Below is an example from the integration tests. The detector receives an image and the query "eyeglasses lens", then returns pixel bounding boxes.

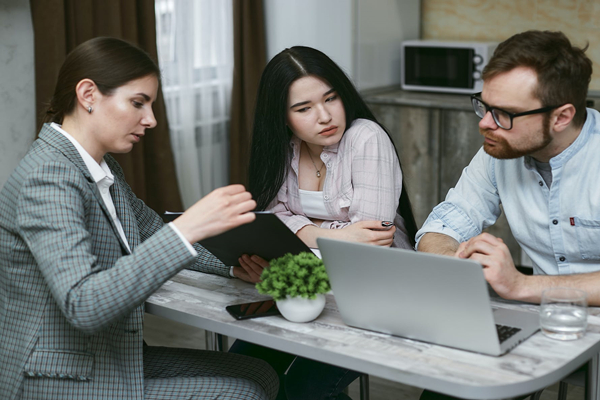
[492,109,511,129]
[472,98,486,118]
[472,97,513,130]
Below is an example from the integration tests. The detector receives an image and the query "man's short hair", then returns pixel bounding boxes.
[482,30,593,127]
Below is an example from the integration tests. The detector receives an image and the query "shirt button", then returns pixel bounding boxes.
[552,219,558,225]
[323,154,328,159]
[324,195,329,200]
[539,181,543,186]
[326,163,331,168]
[559,256,566,262]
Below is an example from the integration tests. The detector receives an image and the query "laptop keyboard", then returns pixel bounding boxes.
[496,324,521,343]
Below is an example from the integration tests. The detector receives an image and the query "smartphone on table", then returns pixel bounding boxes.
[226,300,281,320]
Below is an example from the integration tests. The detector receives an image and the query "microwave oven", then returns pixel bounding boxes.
[401,40,498,94]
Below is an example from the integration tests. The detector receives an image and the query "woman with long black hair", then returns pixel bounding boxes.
[248,46,417,253]
[232,46,418,400]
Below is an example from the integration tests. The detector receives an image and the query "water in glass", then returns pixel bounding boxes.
[540,287,588,341]
[540,304,587,340]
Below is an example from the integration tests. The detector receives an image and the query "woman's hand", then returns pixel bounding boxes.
[297,220,396,247]
[337,220,396,247]
[172,184,256,244]
[233,255,269,283]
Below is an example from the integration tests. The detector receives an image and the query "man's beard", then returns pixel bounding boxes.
[481,116,552,159]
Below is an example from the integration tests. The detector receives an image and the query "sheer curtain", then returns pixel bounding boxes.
[155,0,233,209]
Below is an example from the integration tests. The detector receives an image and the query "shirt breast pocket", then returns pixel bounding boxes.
[574,217,600,260]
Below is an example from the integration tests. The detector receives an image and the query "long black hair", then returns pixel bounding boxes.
[248,46,418,245]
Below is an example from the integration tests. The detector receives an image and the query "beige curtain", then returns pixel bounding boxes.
[30,0,183,213]
[229,0,267,187]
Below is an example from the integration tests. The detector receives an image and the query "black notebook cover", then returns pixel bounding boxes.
[163,212,312,265]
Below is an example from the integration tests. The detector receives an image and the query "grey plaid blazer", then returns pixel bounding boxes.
[0,124,228,399]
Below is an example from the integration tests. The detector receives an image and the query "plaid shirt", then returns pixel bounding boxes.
[270,118,412,249]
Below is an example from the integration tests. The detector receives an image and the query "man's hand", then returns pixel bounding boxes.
[233,254,269,283]
[457,233,526,299]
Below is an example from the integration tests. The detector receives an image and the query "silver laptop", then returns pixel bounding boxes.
[317,238,539,356]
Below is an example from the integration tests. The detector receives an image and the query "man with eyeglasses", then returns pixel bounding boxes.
[416,30,600,307]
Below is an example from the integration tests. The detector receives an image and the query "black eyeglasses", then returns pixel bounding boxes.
[470,92,562,130]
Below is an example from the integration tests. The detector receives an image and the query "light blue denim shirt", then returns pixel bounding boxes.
[416,108,600,276]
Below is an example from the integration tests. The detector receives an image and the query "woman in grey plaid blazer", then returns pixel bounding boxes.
[0,37,278,400]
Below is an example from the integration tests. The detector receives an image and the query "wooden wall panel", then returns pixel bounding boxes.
[371,104,440,228]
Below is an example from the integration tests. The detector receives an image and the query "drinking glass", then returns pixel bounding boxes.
[540,287,588,340]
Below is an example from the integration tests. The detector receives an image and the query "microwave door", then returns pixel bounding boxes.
[405,47,475,89]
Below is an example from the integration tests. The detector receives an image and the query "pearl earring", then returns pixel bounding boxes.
[87,106,93,114]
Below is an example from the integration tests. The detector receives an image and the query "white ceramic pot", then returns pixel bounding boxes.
[276,294,326,323]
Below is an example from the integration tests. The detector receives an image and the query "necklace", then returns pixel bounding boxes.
[305,143,325,178]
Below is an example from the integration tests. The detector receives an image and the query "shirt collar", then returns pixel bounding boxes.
[548,107,595,168]
[523,108,595,170]
[50,122,114,185]
[289,134,341,155]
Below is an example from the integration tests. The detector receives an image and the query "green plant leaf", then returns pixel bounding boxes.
[255,252,331,300]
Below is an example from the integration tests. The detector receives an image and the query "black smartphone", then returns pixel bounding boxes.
[226,300,281,320]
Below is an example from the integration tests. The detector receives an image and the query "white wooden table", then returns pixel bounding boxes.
[146,270,600,400]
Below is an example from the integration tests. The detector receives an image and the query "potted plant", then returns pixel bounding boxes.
[256,252,331,323]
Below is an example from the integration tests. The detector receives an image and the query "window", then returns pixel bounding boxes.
[156,0,234,208]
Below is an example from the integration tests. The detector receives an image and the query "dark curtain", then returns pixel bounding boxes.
[229,0,267,187]
[30,0,183,213]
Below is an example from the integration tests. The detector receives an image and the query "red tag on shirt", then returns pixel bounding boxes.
[570,217,575,226]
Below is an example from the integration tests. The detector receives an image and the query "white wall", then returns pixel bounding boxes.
[355,0,420,89]
[264,0,420,90]
[264,0,354,77]
[0,0,36,189]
